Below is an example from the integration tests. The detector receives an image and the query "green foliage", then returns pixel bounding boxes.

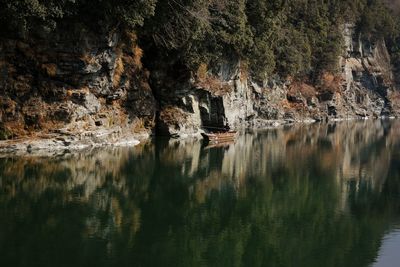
[360,0,400,80]
[359,0,396,39]
[0,0,399,81]
[0,0,156,34]
[143,0,367,78]
[0,0,75,33]
[0,126,12,140]
[78,0,157,29]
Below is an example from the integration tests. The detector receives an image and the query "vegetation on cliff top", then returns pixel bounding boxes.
[0,0,399,81]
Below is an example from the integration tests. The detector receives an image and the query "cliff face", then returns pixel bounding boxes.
[339,24,395,117]
[152,23,400,137]
[0,23,399,145]
[0,25,156,145]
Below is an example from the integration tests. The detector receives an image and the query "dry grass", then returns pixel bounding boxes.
[132,118,145,133]
[113,57,125,88]
[79,53,96,65]
[74,86,90,94]
[41,63,57,77]
[195,64,232,96]
[288,82,317,99]
[0,60,7,68]
[2,120,27,138]
[280,99,292,109]
[160,106,188,125]
[197,63,208,80]
[389,90,400,110]
[125,31,138,44]
[122,31,143,70]
[133,46,143,70]
[319,72,342,93]
[66,89,74,98]
[16,41,36,61]
[239,61,249,82]
[196,77,232,96]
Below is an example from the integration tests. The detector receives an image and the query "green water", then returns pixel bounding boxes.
[1,120,400,267]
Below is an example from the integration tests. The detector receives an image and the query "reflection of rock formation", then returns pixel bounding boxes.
[185,120,400,211]
[1,121,400,267]
[0,143,155,248]
[0,147,150,200]
[1,120,399,219]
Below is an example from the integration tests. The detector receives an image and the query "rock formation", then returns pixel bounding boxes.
[0,23,399,150]
[0,26,156,150]
[153,24,400,137]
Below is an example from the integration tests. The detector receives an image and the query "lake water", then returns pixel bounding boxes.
[1,120,400,267]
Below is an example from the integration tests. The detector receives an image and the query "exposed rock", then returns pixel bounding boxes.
[158,102,203,138]
[147,23,399,137]
[0,22,399,148]
[0,129,146,156]
[0,25,156,148]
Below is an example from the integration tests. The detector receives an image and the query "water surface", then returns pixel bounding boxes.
[1,120,400,267]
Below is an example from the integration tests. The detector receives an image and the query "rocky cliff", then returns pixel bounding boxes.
[0,25,156,150]
[152,23,400,137]
[0,23,399,150]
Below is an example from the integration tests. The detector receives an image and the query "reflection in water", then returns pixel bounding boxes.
[0,120,400,267]
[373,228,400,267]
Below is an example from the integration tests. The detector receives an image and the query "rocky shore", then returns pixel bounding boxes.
[0,24,399,155]
[1,117,396,157]
[0,128,150,156]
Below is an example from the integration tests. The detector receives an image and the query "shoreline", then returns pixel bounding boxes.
[0,128,149,157]
[0,117,396,157]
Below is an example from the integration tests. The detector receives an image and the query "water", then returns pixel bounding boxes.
[373,228,400,267]
[0,120,400,267]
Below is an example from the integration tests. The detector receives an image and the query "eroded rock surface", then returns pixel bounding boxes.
[0,26,156,150]
[0,23,399,147]
[149,24,400,137]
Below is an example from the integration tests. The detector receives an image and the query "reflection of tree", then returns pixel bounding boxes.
[0,120,399,267]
